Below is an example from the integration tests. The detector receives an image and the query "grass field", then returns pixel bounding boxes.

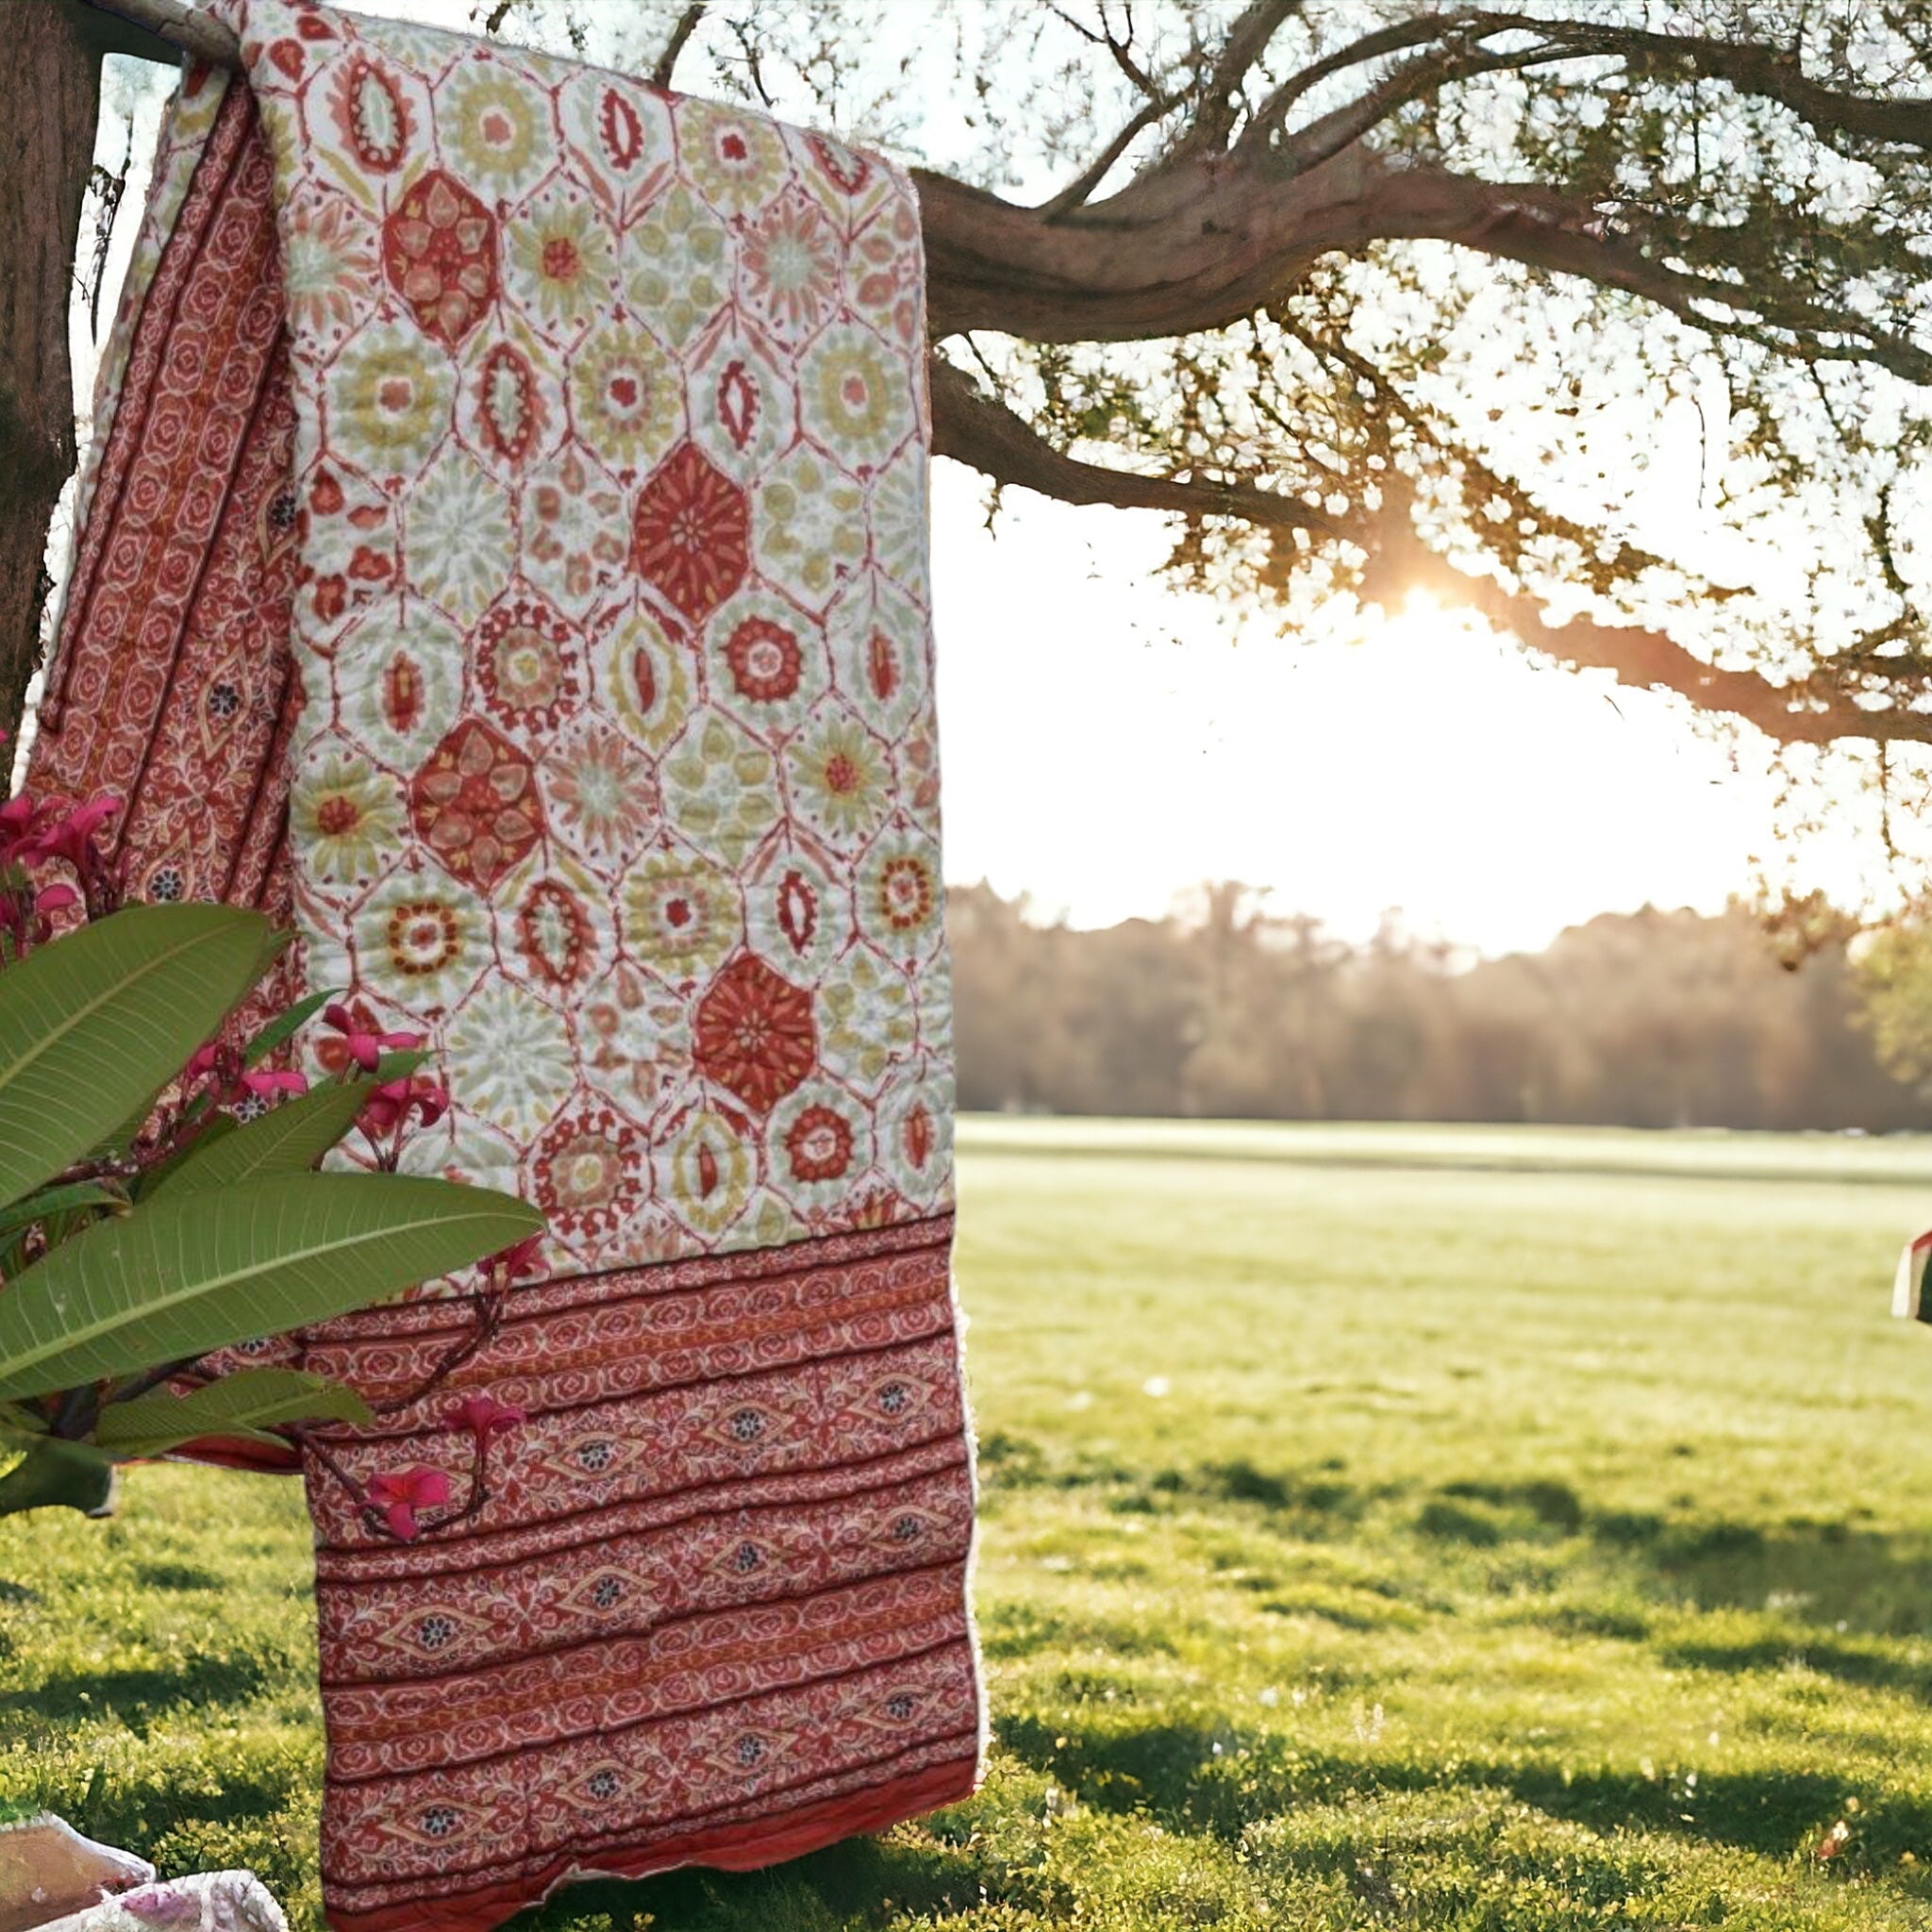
[8,1119,1932,1929]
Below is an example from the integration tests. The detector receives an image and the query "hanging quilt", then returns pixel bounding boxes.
[27,2,980,1926]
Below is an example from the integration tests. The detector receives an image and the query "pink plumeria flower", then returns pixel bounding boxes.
[446,1392,526,1441]
[365,1465,451,1541]
[481,1233,546,1284]
[239,1067,308,1102]
[182,1042,224,1085]
[411,1079,451,1127]
[0,792,46,864]
[33,794,120,868]
[358,1074,449,1138]
[323,1001,426,1074]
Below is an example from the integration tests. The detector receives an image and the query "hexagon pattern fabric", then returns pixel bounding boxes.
[26,4,979,1926]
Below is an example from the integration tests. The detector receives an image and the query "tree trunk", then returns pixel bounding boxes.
[0,2,104,748]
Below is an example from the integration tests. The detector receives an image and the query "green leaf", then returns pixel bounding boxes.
[0,1440,116,1517]
[371,1049,432,1084]
[0,1172,541,1400]
[0,904,274,1209]
[0,1402,47,1442]
[242,989,339,1067]
[147,1082,372,1201]
[134,1115,238,1198]
[0,1179,127,1244]
[95,1368,372,1457]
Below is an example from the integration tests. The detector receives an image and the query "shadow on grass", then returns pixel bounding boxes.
[505,1820,1045,1930]
[0,1650,275,1731]
[133,1562,226,1592]
[1501,1759,1932,1857]
[979,1598,1181,1661]
[1000,1710,1932,1862]
[1659,1632,1932,1699]
[1591,1512,1932,1640]
[977,1431,1371,1530]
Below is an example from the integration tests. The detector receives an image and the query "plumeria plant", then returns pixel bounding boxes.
[0,773,545,1535]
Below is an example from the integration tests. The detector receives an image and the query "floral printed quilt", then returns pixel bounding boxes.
[27,3,980,1925]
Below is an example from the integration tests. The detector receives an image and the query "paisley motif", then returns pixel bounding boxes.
[600,87,645,170]
[475,341,545,466]
[516,876,594,990]
[331,57,411,173]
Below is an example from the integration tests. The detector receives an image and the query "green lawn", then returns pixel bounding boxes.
[8,1120,1932,1930]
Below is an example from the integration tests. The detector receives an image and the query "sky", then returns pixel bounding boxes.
[69,18,1857,959]
[927,465,1798,955]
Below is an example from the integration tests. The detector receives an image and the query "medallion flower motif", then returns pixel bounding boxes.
[620,850,738,981]
[542,718,658,865]
[291,752,403,886]
[680,102,786,212]
[742,191,840,337]
[409,718,544,891]
[820,949,916,1089]
[625,186,730,343]
[443,64,546,191]
[283,192,378,340]
[329,324,453,475]
[872,851,936,934]
[388,898,460,976]
[366,1465,451,1541]
[753,449,863,612]
[569,323,679,475]
[475,592,583,733]
[784,1103,853,1183]
[443,976,576,1138]
[632,442,750,624]
[692,955,817,1113]
[508,192,617,332]
[351,868,480,1011]
[786,713,890,844]
[533,1108,642,1240]
[804,326,906,468]
[661,715,779,867]
[522,449,628,614]
[723,615,802,704]
[382,169,499,349]
[405,452,513,626]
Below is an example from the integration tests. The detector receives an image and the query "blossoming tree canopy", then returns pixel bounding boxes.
[7,0,1932,768]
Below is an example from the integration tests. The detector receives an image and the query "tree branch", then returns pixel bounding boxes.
[1237,12,1484,159]
[927,356,1341,540]
[1174,0,1305,155]
[1365,514,1932,747]
[1461,12,1932,152]
[1040,90,1181,218]
[1045,1,1162,102]
[651,3,706,92]
[78,0,240,67]
[924,147,1932,393]
[1272,41,1579,174]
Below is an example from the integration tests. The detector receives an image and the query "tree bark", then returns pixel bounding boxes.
[0,2,106,747]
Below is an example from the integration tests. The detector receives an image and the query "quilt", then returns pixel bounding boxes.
[26,3,980,1925]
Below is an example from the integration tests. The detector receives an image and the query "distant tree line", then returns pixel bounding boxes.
[947,883,1926,1131]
